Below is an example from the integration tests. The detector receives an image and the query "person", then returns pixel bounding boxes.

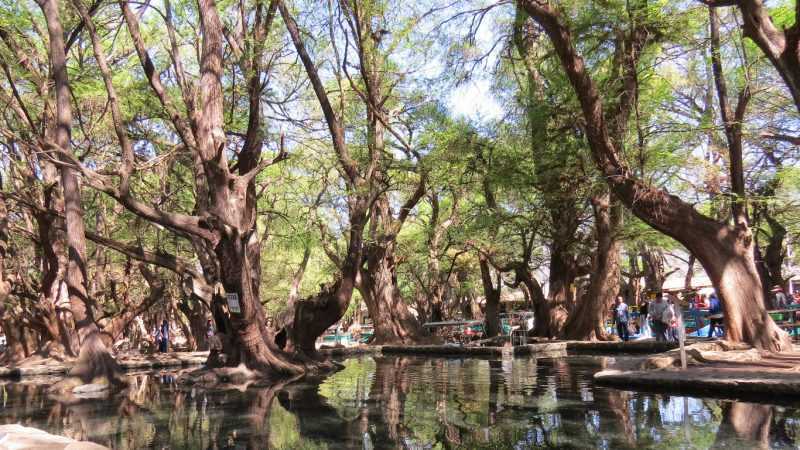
[159,319,169,353]
[205,319,215,350]
[707,292,724,338]
[772,285,788,309]
[696,294,708,310]
[638,299,650,338]
[667,294,681,342]
[649,292,670,342]
[613,296,630,341]
[152,325,161,352]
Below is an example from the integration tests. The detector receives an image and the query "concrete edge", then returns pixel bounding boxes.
[594,369,800,400]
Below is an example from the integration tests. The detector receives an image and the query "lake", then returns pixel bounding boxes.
[0,354,797,449]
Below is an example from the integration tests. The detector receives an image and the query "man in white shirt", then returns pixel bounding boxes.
[649,292,670,342]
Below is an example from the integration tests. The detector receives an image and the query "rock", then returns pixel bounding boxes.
[64,443,108,450]
[71,382,110,395]
[0,424,108,450]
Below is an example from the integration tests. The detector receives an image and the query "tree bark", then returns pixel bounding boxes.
[479,253,501,338]
[536,222,576,338]
[39,0,122,387]
[562,192,621,341]
[640,245,668,293]
[684,254,696,291]
[358,237,423,344]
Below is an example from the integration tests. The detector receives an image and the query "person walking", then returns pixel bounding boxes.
[649,292,670,342]
[707,293,724,338]
[613,296,630,341]
[152,325,161,353]
[638,299,650,338]
[772,285,788,309]
[205,319,215,350]
[667,294,680,342]
[159,319,170,353]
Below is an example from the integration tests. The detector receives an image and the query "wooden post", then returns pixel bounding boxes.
[677,302,687,369]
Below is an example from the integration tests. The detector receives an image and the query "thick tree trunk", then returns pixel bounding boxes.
[39,0,122,387]
[762,214,786,291]
[479,254,501,338]
[428,285,447,323]
[696,228,788,349]
[562,193,621,341]
[207,232,302,374]
[177,296,208,351]
[535,201,583,337]
[358,241,423,344]
[535,242,573,338]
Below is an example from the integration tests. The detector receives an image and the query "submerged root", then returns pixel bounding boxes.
[178,363,314,388]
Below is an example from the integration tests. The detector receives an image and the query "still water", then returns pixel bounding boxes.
[0,355,798,449]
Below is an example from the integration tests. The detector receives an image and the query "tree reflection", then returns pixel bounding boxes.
[0,357,798,449]
[713,402,772,449]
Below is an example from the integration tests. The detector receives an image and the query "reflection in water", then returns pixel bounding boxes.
[0,355,798,449]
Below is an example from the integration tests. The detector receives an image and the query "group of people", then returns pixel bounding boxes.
[612,290,725,342]
[150,318,217,353]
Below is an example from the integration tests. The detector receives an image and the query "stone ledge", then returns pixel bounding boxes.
[566,340,678,353]
[594,366,800,401]
[318,345,382,357]
[0,424,107,449]
[0,351,210,379]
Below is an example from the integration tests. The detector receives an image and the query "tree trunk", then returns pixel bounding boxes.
[207,232,302,374]
[177,295,208,351]
[39,0,122,387]
[562,193,621,341]
[287,245,311,306]
[358,241,423,344]
[697,229,788,348]
[684,254,695,291]
[762,214,786,291]
[479,253,501,338]
[536,236,574,338]
[640,245,668,293]
[283,203,367,356]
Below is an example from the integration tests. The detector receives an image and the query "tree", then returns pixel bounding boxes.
[518,0,790,350]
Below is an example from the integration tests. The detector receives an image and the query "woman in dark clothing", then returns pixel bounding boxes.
[159,319,169,353]
[707,293,724,338]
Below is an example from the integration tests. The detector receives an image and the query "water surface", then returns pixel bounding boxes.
[0,355,798,449]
